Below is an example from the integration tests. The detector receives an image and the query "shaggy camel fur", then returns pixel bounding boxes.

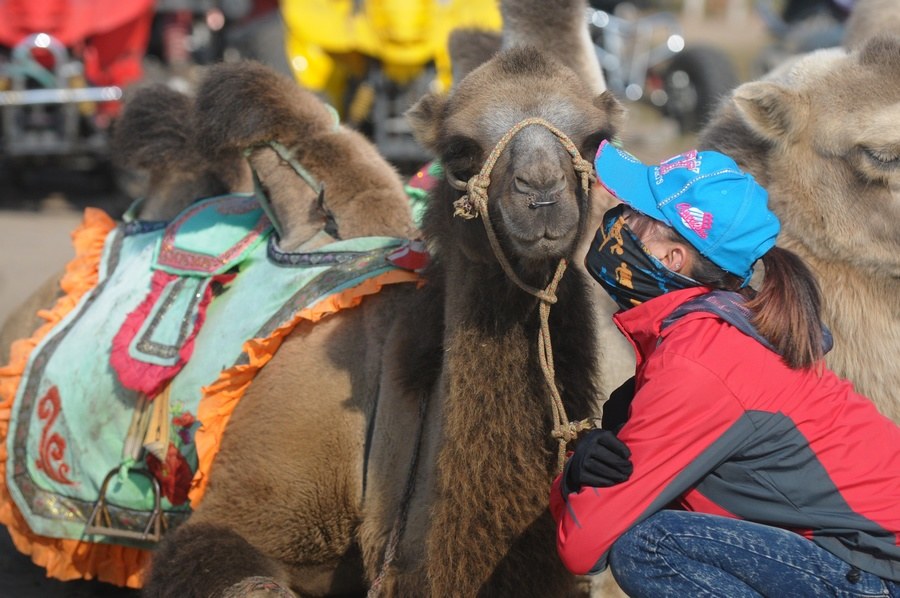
[698,36,900,422]
[190,62,418,249]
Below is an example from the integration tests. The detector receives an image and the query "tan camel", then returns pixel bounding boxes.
[698,35,900,422]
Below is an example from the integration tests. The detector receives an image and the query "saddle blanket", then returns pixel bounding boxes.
[4,193,422,548]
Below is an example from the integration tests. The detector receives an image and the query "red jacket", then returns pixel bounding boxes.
[551,287,900,581]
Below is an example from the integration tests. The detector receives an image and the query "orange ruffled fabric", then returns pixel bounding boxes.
[0,209,149,587]
[0,209,421,588]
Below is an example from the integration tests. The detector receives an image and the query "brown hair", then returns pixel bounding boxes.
[637,212,826,370]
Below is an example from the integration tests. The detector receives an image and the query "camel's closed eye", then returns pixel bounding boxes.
[862,147,900,168]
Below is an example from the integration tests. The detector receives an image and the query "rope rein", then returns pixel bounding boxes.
[450,117,596,471]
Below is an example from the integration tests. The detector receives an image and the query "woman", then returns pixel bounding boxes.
[550,141,900,596]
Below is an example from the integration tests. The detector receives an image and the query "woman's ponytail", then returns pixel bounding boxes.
[744,247,825,370]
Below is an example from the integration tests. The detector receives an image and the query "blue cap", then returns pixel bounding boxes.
[594,140,780,285]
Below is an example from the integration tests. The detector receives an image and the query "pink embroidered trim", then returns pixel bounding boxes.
[156,198,269,275]
[35,387,75,486]
[110,271,233,398]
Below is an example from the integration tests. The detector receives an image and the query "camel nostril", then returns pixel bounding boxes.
[548,176,567,195]
[514,177,532,194]
[515,175,566,196]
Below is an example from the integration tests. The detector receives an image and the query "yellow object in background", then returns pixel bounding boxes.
[281,0,502,108]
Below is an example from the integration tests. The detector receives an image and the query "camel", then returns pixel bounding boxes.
[698,35,900,422]
[146,20,622,598]
[1,1,627,596]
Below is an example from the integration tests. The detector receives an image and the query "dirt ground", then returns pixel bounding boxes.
[0,7,770,596]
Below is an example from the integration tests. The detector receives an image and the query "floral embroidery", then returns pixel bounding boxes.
[35,387,75,486]
[144,403,199,505]
[171,407,198,446]
[146,443,192,506]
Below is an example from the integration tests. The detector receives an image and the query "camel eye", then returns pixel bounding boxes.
[442,135,483,183]
[863,147,900,168]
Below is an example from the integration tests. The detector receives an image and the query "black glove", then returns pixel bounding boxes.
[602,376,635,433]
[563,428,633,495]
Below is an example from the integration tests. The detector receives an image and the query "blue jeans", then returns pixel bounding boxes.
[609,510,900,597]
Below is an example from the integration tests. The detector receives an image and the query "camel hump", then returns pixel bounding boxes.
[448,28,502,84]
[112,84,203,173]
[499,0,606,93]
[193,60,338,157]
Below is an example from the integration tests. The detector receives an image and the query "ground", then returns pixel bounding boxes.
[0,6,769,595]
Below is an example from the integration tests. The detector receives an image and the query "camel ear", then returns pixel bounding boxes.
[407,92,447,152]
[732,81,809,142]
[593,90,626,134]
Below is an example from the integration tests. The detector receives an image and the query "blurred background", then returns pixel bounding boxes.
[0,1,853,591]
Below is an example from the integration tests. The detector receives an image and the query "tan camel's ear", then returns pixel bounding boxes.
[407,92,447,152]
[733,81,809,142]
[593,91,626,134]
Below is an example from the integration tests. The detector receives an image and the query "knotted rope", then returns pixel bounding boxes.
[449,117,596,471]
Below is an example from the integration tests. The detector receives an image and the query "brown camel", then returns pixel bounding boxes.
[144,19,622,598]
[1,1,626,596]
[698,35,900,421]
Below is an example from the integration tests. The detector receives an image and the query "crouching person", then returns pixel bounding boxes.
[552,142,900,597]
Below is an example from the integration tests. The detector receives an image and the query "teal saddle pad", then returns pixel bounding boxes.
[6,193,417,547]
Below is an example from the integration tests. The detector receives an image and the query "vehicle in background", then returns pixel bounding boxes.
[147,0,290,87]
[588,1,740,134]
[0,0,155,184]
[280,0,502,168]
[753,0,851,76]
[280,0,739,167]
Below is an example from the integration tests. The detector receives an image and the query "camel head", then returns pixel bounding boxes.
[699,35,900,277]
[111,84,249,221]
[408,47,624,271]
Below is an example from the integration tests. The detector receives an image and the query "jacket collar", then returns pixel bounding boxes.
[612,286,712,367]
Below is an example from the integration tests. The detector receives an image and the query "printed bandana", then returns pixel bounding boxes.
[585,205,699,310]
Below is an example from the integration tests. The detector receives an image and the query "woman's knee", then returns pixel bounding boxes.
[609,511,689,572]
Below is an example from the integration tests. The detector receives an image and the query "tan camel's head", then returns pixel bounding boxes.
[700,36,900,277]
[408,46,624,267]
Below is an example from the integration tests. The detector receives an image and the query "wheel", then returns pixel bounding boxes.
[661,45,739,134]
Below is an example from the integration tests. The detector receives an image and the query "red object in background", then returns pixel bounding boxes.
[0,0,155,92]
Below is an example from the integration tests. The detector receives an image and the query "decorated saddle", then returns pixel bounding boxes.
[0,190,427,586]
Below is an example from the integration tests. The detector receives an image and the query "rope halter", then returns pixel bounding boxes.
[447,117,598,471]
